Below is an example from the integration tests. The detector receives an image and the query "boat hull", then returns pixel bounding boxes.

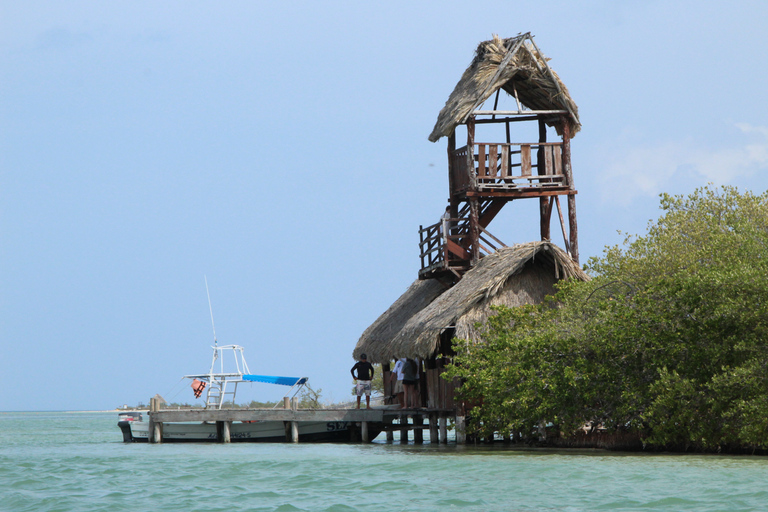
[119,419,381,443]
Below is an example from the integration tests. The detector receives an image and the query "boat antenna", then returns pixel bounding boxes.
[205,275,217,347]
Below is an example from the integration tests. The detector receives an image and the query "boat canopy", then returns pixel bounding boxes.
[243,375,308,386]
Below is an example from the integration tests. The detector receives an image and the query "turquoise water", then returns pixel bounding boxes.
[2,412,768,511]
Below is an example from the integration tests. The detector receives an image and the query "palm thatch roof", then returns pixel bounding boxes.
[353,241,588,363]
[429,33,580,143]
[352,278,451,364]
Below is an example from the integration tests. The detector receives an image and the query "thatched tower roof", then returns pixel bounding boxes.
[354,241,588,363]
[353,278,451,364]
[429,33,580,143]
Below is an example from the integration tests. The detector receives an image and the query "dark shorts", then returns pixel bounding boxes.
[403,379,417,386]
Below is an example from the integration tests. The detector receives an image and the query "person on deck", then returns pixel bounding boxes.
[402,358,419,409]
[351,353,375,409]
[391,357,406,408]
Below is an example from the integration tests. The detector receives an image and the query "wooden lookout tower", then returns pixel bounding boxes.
[419,33,581,279]
[353,34,586,443]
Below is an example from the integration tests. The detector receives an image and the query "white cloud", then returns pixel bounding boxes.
[597,123,768,203]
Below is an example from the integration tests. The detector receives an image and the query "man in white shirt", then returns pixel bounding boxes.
[391,358,406,409]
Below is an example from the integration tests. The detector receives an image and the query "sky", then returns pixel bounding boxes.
[2,1,767,411]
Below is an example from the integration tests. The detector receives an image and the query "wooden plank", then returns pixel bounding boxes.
[471,109,569,115]
[466,189,575,199]
[488,144,498,178]
[477,144,486,177]
[445,239,470,260]
[153,408,385,423]
[521,145,531,176]
[500,145,509,177]
[553,145,562,176]
[544,145,553,175]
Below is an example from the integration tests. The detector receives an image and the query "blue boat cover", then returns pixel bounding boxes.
[243,374,308,386]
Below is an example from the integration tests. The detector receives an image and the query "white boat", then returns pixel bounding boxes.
[118,343,377,443]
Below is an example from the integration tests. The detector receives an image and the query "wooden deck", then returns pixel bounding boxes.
[146,404,459,444]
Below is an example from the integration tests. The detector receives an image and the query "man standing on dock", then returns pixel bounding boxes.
[351,353,375,409]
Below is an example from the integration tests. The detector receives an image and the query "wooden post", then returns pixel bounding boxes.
[283,397,291,442]
[400,415,409,444]
[152,421,162,444]
[439,415,448,444]
[361,421,369,443]
[467,117,476,191]
[429,413,439,444]
[538,117,550,241]
[219,421,231,443]
[447,131,456,199]
[469,197,480,265]
[413,415,424,444]
[148,397,162,444]
[455,416,466,444]
[561,116,579,264]
[386,418,394,443]
[290,396,299,443]
[148,398,155,443]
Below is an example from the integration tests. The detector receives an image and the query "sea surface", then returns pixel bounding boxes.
[2,412,768,512]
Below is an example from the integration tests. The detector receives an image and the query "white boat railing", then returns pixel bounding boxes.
[184,344,308,409]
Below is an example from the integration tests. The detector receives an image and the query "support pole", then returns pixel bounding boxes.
[283,397,291,442]
[361,421,369,443]
[455,416,466,444]
[561,116,579,264]
[220,421,231,443]
[400,415,409,444]
[439,415,448,444]
[413,415,424,444]
[152,421,163,444]
[290,397,299,443]
[538,117,551,241]
[469,198,480,265]
[429,413,439,444]
[148,397,162,444]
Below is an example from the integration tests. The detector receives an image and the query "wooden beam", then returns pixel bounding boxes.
[555,196,570,255]
[478,199,505,228]
[152,408,386,423]
[472,110,569,115]
[466,189,576,199]
[445,239,470,260]
[561,116,579,264]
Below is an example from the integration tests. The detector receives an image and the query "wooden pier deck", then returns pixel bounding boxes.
[146,399,458,444]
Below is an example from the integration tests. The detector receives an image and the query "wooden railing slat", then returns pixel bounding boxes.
[477,144,486,177]
[553,145,562,176]
[501,145,509,177]
[521,145,531,176]
[489,144,498,178]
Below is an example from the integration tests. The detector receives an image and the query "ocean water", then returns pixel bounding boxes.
[2,412,768,511]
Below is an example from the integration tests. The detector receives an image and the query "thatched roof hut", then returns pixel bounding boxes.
[428,33,580,143]
[354,241,588,363]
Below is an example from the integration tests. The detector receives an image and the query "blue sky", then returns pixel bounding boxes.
[2,1,767,411]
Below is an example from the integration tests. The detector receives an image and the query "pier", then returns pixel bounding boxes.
[146,396,459,444]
